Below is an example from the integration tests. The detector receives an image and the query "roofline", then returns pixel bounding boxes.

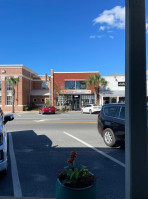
[54,71,99,74]
[0,64,38,75]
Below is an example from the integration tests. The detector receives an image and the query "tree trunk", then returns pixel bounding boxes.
[94,87,97,104]
[12,88,15,113]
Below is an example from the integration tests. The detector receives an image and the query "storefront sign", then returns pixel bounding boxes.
[61,90,91,94]
[118,82,125,86]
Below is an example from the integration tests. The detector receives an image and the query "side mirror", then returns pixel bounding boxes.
[4,114,14,125]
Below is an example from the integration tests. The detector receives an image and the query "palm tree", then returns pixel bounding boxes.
[85,73,107,104]
[7,77,19,113]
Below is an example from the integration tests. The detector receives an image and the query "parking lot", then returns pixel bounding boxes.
[0,112,125,199]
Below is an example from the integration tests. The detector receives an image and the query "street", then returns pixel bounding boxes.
[0,112,125,199]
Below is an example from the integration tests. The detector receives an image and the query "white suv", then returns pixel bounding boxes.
[0,114,14,174]
[81,104,102,114]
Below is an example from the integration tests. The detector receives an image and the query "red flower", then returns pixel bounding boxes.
[67,158,74,163]
[71,152,77,158]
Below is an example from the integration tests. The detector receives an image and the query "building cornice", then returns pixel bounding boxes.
[0,65,38,76]
[54,71,99,74]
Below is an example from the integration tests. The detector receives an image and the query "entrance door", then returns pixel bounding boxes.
[73,95,80,110]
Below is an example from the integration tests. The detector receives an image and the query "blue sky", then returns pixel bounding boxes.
[0,0,147,76]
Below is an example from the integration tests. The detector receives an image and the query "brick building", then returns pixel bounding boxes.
[50,69,99,110]
[0,65,50,111]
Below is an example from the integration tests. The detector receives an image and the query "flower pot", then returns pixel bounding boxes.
[56,178,96,199]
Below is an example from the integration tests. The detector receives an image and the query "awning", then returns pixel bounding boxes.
[100,90,125,97]
[30,90,50,96]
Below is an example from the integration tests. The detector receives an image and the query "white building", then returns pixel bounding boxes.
[99,74,125,105]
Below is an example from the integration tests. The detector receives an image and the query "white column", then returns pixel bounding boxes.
[125,0,148,198]
[101,96,103,105]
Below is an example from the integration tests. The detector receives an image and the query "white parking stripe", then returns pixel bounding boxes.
[8,133,22,197]
[35,119,46,122]
[63,131,125,168]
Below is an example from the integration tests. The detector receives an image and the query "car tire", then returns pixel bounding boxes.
[89,109,92,114]
[103,128,116,147]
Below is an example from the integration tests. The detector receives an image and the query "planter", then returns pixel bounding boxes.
[56,178,96,199]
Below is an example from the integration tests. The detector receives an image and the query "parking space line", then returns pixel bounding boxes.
[8,133,22,197]
[63,131,125,168]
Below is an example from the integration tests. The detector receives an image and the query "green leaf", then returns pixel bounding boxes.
[78,165,86,171]
[74,170,79,180]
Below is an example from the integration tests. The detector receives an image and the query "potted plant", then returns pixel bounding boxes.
[56,152,97,199]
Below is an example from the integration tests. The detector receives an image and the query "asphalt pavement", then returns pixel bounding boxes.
[0,111,125,199]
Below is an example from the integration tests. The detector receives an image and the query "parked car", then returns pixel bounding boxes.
[39,105,55,114]
[81,104,102,114]
[97,103,125,147]
[0,113,14,174]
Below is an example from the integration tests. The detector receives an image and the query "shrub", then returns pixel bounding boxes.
[24,107,29,111]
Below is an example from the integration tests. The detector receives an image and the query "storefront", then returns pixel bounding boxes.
[57,91,95,110]
[51,70,99,109]
[99,75,125,105]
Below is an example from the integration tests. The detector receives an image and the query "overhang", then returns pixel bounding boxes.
[100,90,125,97]
[30,90,50,96]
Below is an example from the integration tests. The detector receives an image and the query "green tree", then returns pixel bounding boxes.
[85,74,107,104]
[7,77,19,113]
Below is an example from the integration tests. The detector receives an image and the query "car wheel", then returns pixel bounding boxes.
[89,109,92,114]
[103,128,116,147]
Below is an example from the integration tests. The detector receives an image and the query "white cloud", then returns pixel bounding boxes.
[108,30,114,33]
[89,35,96,39]
[109,35,114,39]
[99,26,105,31]
[93,6,148,34]
[93,6,125,29]
[97,35,103,39]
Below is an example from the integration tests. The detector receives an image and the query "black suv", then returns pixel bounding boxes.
[97,103,125,147]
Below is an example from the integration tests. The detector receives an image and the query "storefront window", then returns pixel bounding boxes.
[76,81,86,89]
[65,81,75,89]
[65,81,86,90]
[7,81,12,105]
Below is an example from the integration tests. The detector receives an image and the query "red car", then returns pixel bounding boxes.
[39,105,55,114]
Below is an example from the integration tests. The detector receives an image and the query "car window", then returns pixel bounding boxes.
[119,107,125,119]
[104,106,118,117]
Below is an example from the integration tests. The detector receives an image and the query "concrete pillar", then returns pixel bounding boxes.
[125,0,148,198]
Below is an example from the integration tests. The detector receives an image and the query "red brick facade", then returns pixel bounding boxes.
[0,65,99,111]
[0,65,50,112]
[51,70,100,109]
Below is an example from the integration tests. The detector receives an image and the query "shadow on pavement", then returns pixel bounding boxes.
[1,130,125,199]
